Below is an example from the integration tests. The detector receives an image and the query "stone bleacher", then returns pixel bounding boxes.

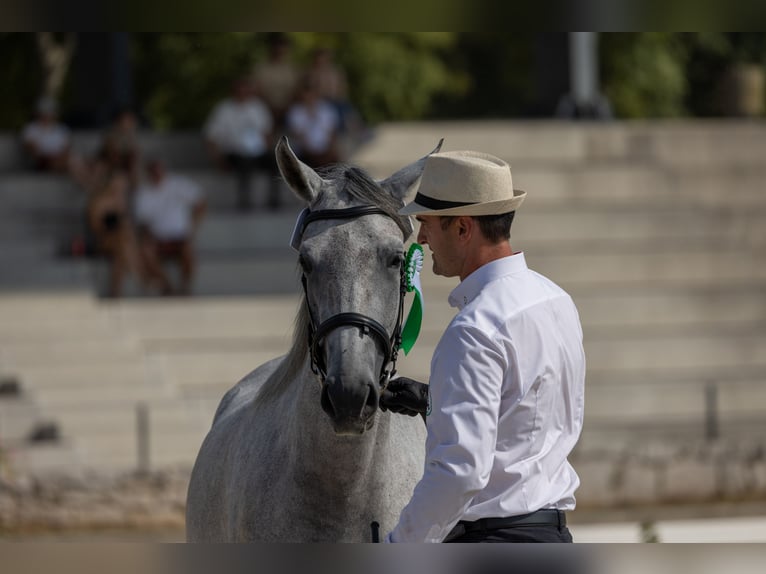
[1,121,765,485]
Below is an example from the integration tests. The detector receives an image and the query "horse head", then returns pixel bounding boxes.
[276,136,441,435]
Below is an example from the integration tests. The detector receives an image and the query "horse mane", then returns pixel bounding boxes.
[255,165,412,405]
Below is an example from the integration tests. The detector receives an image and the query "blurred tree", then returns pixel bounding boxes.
[131,33,466,129]
[36,33,77,101]
[330,33,466,123]
[683,33,766,116]
[0,33,43,129]
[429,33,536,118]
[600,33,689,118]
[131,33,266,130]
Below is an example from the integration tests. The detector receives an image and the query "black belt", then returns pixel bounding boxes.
[444,509,566,541]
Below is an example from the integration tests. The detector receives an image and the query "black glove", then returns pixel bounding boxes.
[380,377,429,418]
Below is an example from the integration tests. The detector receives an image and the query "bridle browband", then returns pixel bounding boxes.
[297,205,407,389]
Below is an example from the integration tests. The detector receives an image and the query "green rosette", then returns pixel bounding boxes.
[401,243,424,355]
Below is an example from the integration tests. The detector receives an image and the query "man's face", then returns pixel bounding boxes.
[416,215,462,278]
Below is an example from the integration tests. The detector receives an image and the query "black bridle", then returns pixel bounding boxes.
[295,206,407,388]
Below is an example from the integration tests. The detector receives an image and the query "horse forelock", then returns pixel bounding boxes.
[318,164,412,239]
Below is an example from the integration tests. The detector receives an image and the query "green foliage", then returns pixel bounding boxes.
[130,32,465,130]
[332,33,465,123]
[131,33,267,130]
[600,33,689,118]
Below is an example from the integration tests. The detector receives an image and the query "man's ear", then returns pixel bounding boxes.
[455,216,474,242]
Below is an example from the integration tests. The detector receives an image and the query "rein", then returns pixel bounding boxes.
[295,206,407,389]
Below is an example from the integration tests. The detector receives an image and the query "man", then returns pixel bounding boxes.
[134,160,206,296]
[380,150,585,543]
[21,97,71,172]
[203,77,277,210]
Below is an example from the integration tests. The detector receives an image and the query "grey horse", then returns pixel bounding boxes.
[185,137,441,542]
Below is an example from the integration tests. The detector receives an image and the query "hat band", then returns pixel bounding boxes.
[413,192,476,211]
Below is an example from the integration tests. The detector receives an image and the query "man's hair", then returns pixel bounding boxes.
[439,212,516,243]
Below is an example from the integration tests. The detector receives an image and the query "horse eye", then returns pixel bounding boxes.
[389,253,404,268]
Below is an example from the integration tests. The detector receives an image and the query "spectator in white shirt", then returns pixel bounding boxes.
[285,77,341,168]
[380,150,586,543]
[134,160,206,296]
[21,97,71,173]
[203,77,278,211]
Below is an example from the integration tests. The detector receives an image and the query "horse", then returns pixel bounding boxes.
[185,136,442,541]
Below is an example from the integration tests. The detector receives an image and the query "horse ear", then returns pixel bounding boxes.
[378,138,443,201]
[276,136,324,203]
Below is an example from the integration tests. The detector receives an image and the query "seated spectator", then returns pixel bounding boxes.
[21,97,71,173]
[134,160,206,296]
[203,77,279,211]
[251,32,302,131]
[100,107,141,188]
[86,169,141,298]
[306,47,352,132]
[286,78,341,168]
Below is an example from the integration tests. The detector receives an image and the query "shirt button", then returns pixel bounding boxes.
[463,296,468,305]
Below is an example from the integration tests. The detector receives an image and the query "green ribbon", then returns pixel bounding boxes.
[401,243,424,355]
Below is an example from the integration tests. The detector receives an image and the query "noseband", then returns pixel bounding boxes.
[295,206,407,388]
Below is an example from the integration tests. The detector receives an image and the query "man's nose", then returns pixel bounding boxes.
[417,226,427,245]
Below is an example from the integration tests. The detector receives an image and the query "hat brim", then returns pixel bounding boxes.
[399,189,526,217]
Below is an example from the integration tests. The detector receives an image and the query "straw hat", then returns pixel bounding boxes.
[399,150,526,216]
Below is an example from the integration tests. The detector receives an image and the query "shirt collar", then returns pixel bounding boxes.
[448,252,528,310]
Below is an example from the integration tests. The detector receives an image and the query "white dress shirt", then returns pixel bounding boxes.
[134,175,203,241]
[203,98,273,157]
[388,252,586,543]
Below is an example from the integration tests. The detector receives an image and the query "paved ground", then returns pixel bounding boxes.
[571,515,766,543]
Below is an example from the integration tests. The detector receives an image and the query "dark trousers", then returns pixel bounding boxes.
[224,152,280,210]
[443,510,573,543]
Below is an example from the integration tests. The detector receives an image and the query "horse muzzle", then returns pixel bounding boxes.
[321,375,379,435]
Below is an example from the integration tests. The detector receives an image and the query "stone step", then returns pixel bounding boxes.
[351,121,766,170]
[0,239,62,263]
[28,385,164,408]
[0,395,44,442]
[0,259,94,291]
[396,328,766,386]
[81,247,756,298]
[186,202,723,254]
[411,288,766,339]
[585,379,766,422]
[106,295,299,340]
[50,401,206,434]
[0,339,140,370]
[4,442,83,476]
[155,350,278,391]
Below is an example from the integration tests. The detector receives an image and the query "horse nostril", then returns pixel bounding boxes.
[320,385,336,418]
[365,383,378,411]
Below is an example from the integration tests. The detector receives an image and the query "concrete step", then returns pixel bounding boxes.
[0,339,141,370]
[352,121,766,170]
[188,202,722,254]
[0,239,63,263]
[3,442,83,476]
[397,328,766,386]
[156,350,278,391]
[106,295,299,341]
[0,259,95,291]
[0,395,45,442]
[585,379,766,422]
[89,247,758,298]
